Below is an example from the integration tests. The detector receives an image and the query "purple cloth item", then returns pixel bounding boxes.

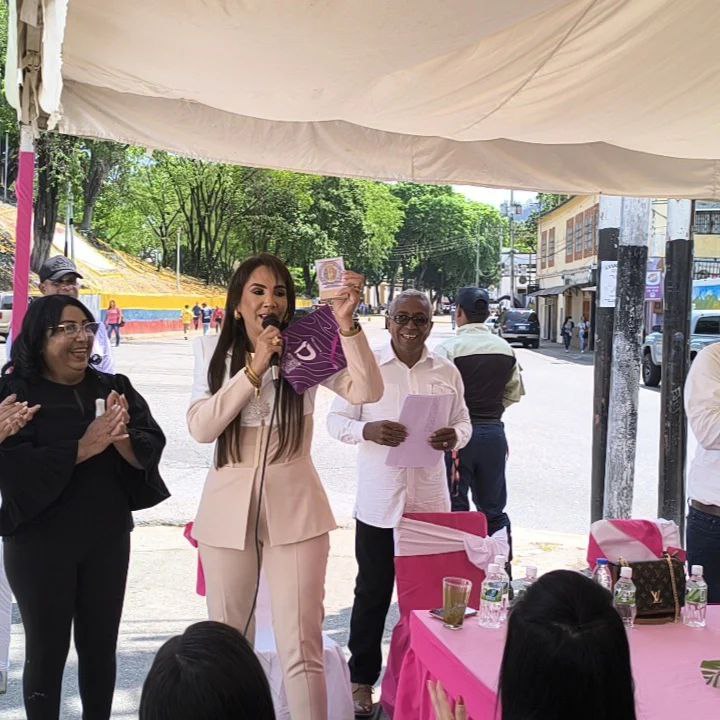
[281,305,347,393]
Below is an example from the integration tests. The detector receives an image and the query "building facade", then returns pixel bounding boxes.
[532,195,600,345]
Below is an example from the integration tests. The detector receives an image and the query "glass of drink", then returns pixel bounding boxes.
[442,577,472,629]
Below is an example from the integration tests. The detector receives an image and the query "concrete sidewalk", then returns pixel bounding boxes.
[3,523,586,718]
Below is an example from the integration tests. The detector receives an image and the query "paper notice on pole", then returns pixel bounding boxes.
[385,394,454,469]
[599,260,618,308]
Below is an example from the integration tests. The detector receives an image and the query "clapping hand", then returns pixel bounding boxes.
[427,680,467,720]
[0,394,41,443]
[331,270,364,331]
[106,391,131,439]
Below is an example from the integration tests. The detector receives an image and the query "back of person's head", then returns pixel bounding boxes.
[139,621,276,720]
[499,570,635,720]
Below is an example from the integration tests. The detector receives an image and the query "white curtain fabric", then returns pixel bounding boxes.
[254,572,354,720]
[394,517,509,570]
[9,0,720,196]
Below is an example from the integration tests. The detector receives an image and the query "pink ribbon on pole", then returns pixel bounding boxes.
[11,127,35,340]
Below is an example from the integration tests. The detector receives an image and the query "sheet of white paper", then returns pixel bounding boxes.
[385,394,454,469]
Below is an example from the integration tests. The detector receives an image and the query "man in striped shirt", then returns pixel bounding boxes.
[435,287,524,556]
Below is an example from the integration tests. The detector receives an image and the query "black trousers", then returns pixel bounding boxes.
[446,423,513,563]
[3,530,130,720]
[348,519,395,686]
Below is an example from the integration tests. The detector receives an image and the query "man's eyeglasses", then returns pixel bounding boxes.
[48,278,79,289]
[391,314,430,327]
[49,322,100,338]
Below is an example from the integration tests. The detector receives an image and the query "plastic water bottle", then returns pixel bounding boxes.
[613,566,637,628]
[512,566,538,605]
[592,558,613,592]
[479,563,505,629]
[684,564,708,628]
[494,554,511,622]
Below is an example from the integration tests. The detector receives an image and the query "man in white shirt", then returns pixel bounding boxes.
[685,342,720,602]
[327,289,471,716]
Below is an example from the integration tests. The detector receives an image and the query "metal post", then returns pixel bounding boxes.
[11,126,35,339]
[176,228,181,291]
[475,220,480,287]
[509,190,515,306]
[658,199,693,534]
[591,196,621,522]
[68,183,75,260]
[604,198,651,519]
[3,131,9,202]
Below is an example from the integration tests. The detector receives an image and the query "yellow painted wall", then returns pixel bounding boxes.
[695,234,720,258]
[94,292,313,310]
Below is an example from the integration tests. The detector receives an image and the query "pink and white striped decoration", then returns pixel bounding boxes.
[587,518,685,567]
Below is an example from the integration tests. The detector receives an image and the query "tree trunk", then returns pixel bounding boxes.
[30,137,61,273]
[302,262,313,295]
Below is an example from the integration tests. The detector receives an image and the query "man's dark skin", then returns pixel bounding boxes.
[362,294,458,451]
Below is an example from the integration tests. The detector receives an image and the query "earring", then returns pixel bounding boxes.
[234,309,242,321]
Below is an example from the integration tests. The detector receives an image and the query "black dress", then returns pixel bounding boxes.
[0,369,168,720]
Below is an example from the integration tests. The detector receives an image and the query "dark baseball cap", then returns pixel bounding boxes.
[456,287,490,314]
[39,256,83,283]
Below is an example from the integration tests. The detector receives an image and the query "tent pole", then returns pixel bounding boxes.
[658,199,693,535]
[11,125,35,340]
[591,196,621,521]
[603,198,651,518]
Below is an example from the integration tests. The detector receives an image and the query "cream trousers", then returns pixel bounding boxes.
[199,476,330,720]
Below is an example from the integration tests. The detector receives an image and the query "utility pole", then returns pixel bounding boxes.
[3,132,8,203]
[176,227,181,291]
[658,199,693,534]
[66,182,75,260]
[474,216,481,287]
[591,196,621,521]
[603,198,651,519]
[509,189,515,307]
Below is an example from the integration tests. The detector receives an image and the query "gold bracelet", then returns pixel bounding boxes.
[339,323,362,338]
[243,366,261,395]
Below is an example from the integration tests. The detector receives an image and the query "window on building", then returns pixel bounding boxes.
[540,231,547,270]
[592,204,599,254]
[574,212,584,260]
[695,316,720,335]
[548,228,555,268]
[584,208,594,257]
[565,218,574,261]
[694,211,720,234]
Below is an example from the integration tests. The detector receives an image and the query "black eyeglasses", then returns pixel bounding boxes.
[49,322,100,338]
[391,313,430,327]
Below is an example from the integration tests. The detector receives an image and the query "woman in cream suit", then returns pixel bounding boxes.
[188,253,383,720]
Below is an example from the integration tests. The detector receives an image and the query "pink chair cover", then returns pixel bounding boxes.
[587,518,686,567]
[381,512,488,718]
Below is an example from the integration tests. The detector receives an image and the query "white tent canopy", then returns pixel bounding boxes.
[8,0,720,197]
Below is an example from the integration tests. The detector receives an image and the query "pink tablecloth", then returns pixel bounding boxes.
[394,607,720,720]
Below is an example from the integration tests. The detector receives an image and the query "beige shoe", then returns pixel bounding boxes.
[351,682,374,717]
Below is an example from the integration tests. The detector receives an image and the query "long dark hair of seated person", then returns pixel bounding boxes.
[499,570,636,720]
[139,621,276,720]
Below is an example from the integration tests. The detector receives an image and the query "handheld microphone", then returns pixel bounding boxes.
[261,314,282,389]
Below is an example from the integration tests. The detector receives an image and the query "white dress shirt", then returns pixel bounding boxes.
[327,342,472,528]
[686,343,720,506]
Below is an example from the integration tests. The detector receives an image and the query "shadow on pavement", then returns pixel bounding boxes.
[516,342,595,366]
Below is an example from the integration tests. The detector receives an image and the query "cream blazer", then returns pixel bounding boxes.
[188,330,384,549]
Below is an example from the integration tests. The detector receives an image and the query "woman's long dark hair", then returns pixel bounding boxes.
[499,570,636,720]
[139,621,276,720]
[1,295,95,381]
[208,253,304,466]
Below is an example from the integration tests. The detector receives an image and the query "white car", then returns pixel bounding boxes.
[0,293,12,340]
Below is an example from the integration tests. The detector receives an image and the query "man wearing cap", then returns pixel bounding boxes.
[5,256,114,372]
[435,287,524,553]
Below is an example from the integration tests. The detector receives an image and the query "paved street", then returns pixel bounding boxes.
[2,318,680,717]
[119,316,670,534]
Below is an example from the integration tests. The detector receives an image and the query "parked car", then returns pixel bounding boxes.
[497,308,540,348]
[485,316,499,334]
[641,310,720,386]
[0,292,13,340]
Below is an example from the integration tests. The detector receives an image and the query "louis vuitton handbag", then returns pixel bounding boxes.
[611,553,685,624]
